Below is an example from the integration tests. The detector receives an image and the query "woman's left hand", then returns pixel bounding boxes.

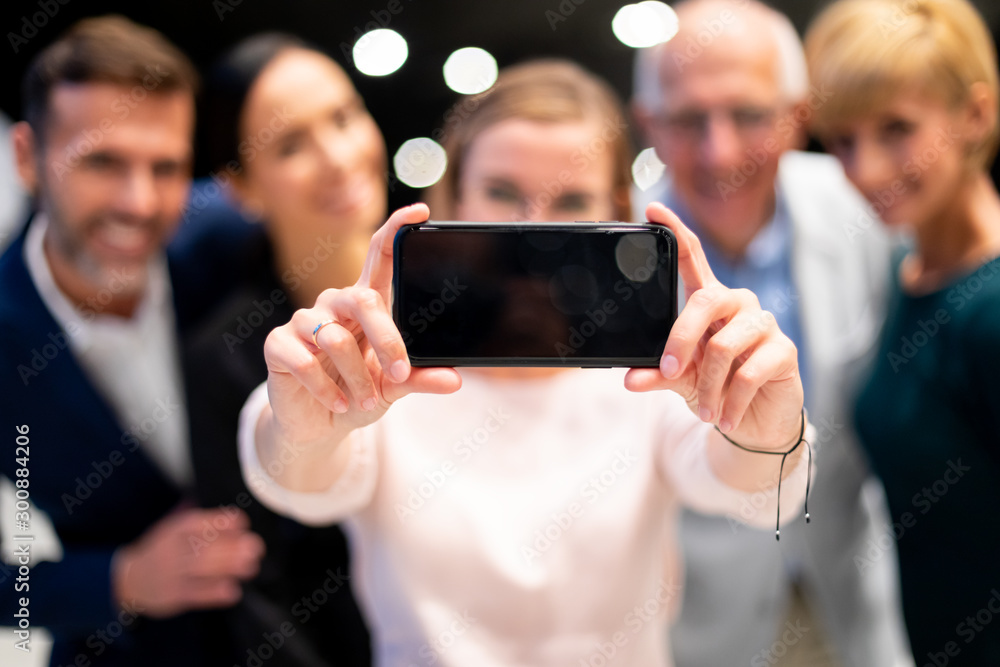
[625,202,804,451]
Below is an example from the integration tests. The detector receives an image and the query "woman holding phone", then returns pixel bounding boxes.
[238,60,812,666]
[805,0,1000,662]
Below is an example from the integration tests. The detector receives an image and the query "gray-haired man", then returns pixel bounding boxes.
[633,2,914,665]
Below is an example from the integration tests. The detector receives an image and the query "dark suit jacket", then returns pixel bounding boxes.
[183,226,371,666]
[0,219,246,666]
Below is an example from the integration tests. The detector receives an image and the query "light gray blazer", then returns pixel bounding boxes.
[635,150,914,667]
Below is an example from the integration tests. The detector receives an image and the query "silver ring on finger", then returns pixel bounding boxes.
[311,319,338,348]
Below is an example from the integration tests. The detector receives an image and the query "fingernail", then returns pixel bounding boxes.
[699,406,712,423]
[661,354,679,378]
[362,397,377,411]
[719,418,733,434]
[334,398,349,413]
[390,360,409,382]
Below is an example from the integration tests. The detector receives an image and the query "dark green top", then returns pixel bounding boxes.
[856,255,1000,665]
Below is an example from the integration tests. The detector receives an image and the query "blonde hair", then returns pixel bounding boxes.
[805,0,999,170]
[425,59,633,222]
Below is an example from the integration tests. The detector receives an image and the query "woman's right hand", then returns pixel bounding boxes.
[260,203,463,453]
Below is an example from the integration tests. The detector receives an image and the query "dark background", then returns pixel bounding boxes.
[3,0,999,210]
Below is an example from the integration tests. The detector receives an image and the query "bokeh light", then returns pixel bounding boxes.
[443,47,499,95]
[393,138,448,188]
[632,147,667,192]
[612,2,680,48]
[353,29,409,77]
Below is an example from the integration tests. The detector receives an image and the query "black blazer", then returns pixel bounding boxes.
[0,221,244,666]
[183,227,371,667]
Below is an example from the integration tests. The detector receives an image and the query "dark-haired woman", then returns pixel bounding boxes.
[182,34,386,666]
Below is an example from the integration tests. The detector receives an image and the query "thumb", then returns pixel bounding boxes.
[623,365,697,406]
[380,367,462,405]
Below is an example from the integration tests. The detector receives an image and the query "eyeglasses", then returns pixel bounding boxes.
[654,106,781,142]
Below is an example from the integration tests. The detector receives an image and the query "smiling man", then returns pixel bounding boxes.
[0,16,263,667]
[633,1,915,666]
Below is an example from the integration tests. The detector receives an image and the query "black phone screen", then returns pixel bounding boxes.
[392,222,678,367]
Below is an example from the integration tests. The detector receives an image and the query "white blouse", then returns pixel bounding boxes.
[239,368,808,667]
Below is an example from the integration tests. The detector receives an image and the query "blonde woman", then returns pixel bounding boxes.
[806,1,1000,663]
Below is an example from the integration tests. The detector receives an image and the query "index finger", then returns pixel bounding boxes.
[358,203,430,302]
[173,507,250,537]
[645,202,719,299]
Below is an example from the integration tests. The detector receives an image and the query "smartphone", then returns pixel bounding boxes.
[391,221,678,367]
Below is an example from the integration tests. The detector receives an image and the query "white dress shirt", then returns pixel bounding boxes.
[239,368,810,667]
[24,216,192,488]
